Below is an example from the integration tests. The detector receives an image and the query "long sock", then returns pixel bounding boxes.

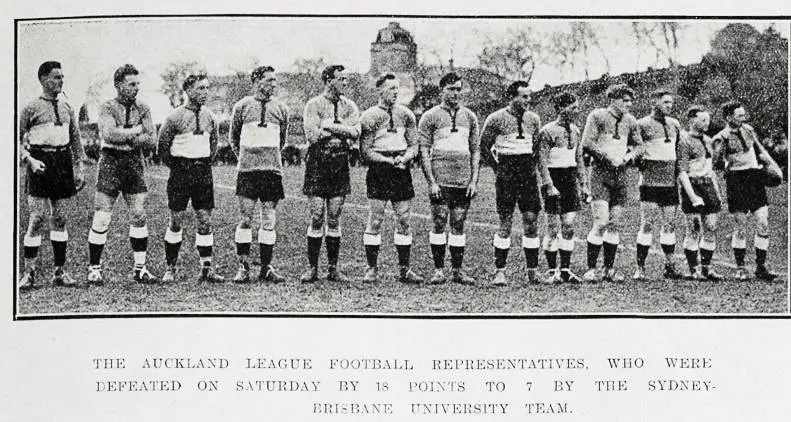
[259,228,276,270]
[23,234,41,270]
[88,211,111,266]
[699,238,716,267]
[448,233,466,269]
[543,235,558,269]
[129,225,148,269]
[731,234,746,267]
[50,230,68,268]
[325,227,341,267]
[196,232,213,268]
[586,231,603,269]
[363,232,381,268]
[602,231,620,269]
[683,235,699,271]
[235,226,252,267]
[559,236,575,270]
[394,232,412,268]
[429,231,447,269]
[754,234,769,268]
[660,231,677,260]
[306,227,323,268]
[522,235,540,269]
[164,228,183,266]
[493,234,510,269]
[636,231,652,267]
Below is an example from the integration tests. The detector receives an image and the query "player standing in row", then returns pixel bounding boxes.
[229,66,289,284]
[581,84,643,283]
[359,73,424,284]
[480,81,543,286]
[535,92,586,284]
[419,72,480,285]
[87,64,157,284]
[157,74,224,283]
[18,61,87,289]
[633,89,683,281]
[677,106,724,280]
[713,101,781,281]
[301,65,361,283]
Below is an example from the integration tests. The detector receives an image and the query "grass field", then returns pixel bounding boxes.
[16,162,789,315]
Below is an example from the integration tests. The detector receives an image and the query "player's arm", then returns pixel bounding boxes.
[535,129,554,188]
[209,113,219,159]
[360,114,393,165]
[135,105,156,148]
[479,114,498,167]
[418,114,438,187]
[18,106,36,167]
[676,136,700,203]
[625,116,645,163]
[710,133,727,171]
[303,100,332,145]
[229,102,244,157]
[279,105,290,150]
[98,104,141,145]
[157,116,176,166]
[322,101,361,139]
[468,113,481,187]
[581,111,607,164]
[66,105,88,163]
[401,110,419,163]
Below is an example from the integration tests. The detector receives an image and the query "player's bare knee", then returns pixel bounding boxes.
[28,213,46,233]
[396,218,411,235]
[50,214,66,231]
[561,225,575,240]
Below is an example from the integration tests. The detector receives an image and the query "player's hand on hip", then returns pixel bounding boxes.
[28,157,46,174]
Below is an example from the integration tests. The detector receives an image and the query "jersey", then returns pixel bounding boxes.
[712,124,761,172]
[637,113,681,187]
[158,104,219,161]
[360,103,417,153]
[229,96,290,174]
[19,95,81,150]
[677,131,716,179]
[581,107,642,166]
[302,94,360,145]
[480,107,541,157]
[98,98,155,152]
[418,104,479,188]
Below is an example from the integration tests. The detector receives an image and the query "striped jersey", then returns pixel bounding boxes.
[677,130,716,179]
[536,120,582,169]
[480,107,541,156]
[581,107,642,166]
[712,124,761,172]
[360,103,417,153]
[158,104,219,161]
[20,95,80,148]
[230,96,290,174]
[302,94,360,145]
[636,113,681,186]
[418,104,479,188]
[98,98,155,151]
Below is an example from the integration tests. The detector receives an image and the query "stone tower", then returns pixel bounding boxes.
[369,22,417,76]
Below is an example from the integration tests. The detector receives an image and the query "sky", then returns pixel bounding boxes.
[16,17,789,123]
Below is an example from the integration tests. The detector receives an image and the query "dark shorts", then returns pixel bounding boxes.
[236,170,285,203]
[590,165,629,207]
[543,167,581,215]
[167,158,215,211]
[430,186,471,209]
[681,177,722,215]
[366,152,415,202]
[303,143,351,198]
[495,155,541,215]
[725,168,768,213]
[639,185,680,206]
[26,146,76,201]
[96,149,148,197]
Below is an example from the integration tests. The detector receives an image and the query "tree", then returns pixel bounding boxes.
[631,22,684,67]
[549,22,611,81]
[477,27,551,84]
[160,61,207,108]
[292,57,329,75]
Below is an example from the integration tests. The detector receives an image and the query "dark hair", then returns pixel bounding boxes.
[439,72,462,89]
[375,73,397,88]
[605,83,635,100]
[686,105,709,120]
[113,64,139,86]
[182,73,208,91]
[251,65,275,83]
[721,100,743,117]
[37,61,61,80]
[321,65,345,83]
[506,81,530,98]
[650,89,673,99]
[553,92,577,112]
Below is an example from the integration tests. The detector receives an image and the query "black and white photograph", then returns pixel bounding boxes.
[14,16,789,315]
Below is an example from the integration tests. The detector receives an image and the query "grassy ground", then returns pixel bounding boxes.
[16,163,788,315]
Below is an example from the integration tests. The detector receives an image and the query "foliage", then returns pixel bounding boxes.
[160,61,207,108]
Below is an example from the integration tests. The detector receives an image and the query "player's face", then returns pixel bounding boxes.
[187,79,210,106]
[116,74,140,101]
[559,100,580,121]
[255,72,277,98]
[692,111,711,132]
[728,107,747,127]
[40,68,64,95]
[655,94,674,115]
[441,80,463,107]
[328,70,349,96]
[612,95,633,114]
[380,79,400,106]
[512,87,531,111]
